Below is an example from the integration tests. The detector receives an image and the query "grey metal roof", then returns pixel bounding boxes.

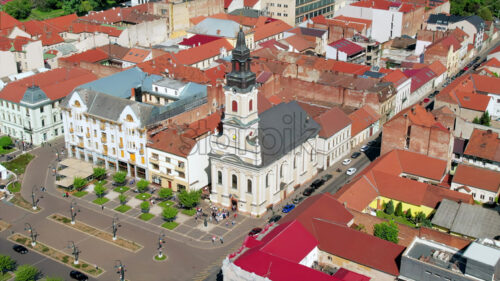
[229,8,263,18]
[188,18,240,38]
[463,15,485,31]
[257,101,320,166]
[427,13,484,31]
[20,86,49,105]
[462,241,500,267]
[431,199,500,239]
[153,77,186,90]
[298,27,326,38]
[55,43,77,56]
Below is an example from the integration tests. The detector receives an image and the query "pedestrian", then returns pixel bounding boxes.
[101,205,104,211]
[231,220,235,226]
[220,236,224,244]
[212,236,216,244]
[225,221,229,227]
[95,265,99,271]
[234,213,237,219]
[195,216,198,222]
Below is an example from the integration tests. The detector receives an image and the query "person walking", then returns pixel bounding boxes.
[212,235,216,244]
[101,205,104,211]
[220,236,224,244]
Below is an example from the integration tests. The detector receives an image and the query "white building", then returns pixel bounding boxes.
[0,68,97,145]
[451,164,500,203]
[382,70,412,114]
[209,29,320,216]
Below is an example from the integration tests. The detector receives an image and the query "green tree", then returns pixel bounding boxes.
[136,179,149,193]
[0,254,16,274]
[384,200,395,215]
[0,136,13,149]
[93,167,106,180]
[113,171,126,185]
[473,116,481,124]
[178,190,201,209]
[162,206,178,222]
[44,278,63,281]
[405,208,412,219]
[140,201,150,213]
[89,0,107,9]
[73,177,87,191]
[395,202,403,217]
[94,183,106,198]
[478,6,493,20]
[14,264,39,281]
[4,0,32,20]
[480,111,491,127]
[414,211,427,224]
[33,0,60,11]
[118,194,127,205]
[158,188,172,200]
[373,221,399,243]
[62,0,82,15]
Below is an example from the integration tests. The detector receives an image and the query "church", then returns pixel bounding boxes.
[209,28,321,216]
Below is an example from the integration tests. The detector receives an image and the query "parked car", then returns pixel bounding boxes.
[346,168,357,176]
[12,245,28,254]
[310,179,324,189]
[360,145,369,152]
[351,152,361,159]
[321,174,333,182]
[282,204,295,213]
[293,197,304,204]
[342,159,351,165]
[463,66,469,71]
[70,270,88,281]
[268,215,282,223]
[248,227,262,236]
[303,187,314,196]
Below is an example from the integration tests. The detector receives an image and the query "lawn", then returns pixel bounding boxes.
[115,205,131,213]
[7,181,21,193]
[158,200,175,209]
[376,211,416,228]
[73,191,88,198]
[2,153,34,175]
[181,208,196,216]
[26,8,65,21]
[0,272,12,281]
[93,197,109,205]
[139,213,154,221]
[135,193,151,200]
[0,147,14,155]
[113,186,129,193]
[162,221,179,230]
[97,180,108,186]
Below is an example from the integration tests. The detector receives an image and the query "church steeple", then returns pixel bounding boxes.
[226,26,256,92]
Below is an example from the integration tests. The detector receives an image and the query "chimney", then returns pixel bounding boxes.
[411,107,415,114]
[131,88,135,98]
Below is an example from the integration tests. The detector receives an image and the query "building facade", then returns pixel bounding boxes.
[263,0,344,26]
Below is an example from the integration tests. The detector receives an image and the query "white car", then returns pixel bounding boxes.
[342,159,351,165]
[360,145,369,152]
[346,168,357,175]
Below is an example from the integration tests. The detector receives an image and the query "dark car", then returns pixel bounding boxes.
[248,227,262,236]
[268,215,282,223]
[310,179,325,189]
[292,197,304,204]
[303,187,314,196]
[351,152,361,159]
[282,204,295,213]
[12,245,28,254]
[70,270,88,281]
[321,174,333,182]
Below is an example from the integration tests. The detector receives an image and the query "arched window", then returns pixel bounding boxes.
[126,114,134,122]
[217,171,222,184]
[247,179,252,194]
[293,156,297,169]
[266,173,270,187]
[280,164,284,178]
[249,99,253,111]
[232,174,238,189]
[74,100,81,107]
[232,100,238,112]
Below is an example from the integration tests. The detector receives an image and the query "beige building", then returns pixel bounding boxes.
[263,0,346,26]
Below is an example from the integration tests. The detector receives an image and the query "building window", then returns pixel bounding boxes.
[40,106,44,113]
[249,99,253,111]
[152,163,159,170]
[480,194,485,199]
[218,171,222,184]
[41,119,45,127]
[232,100,238,112]
[165,157,170,163]
[247,179,252,193]
[266,173,270,187]
[178,172,185,178]
[232,174,237,189]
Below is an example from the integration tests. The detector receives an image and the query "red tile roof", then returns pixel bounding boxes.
[332,15,372,29]
[331,61,370,75]
[79,4,157,24]
[244,0,259,7]
[403,67,436,92]
[453,90,490,111]
[224,0,232,9]
[122,48,150,64]
[0,67,97,103]
[382,70,409,87]
[0,11,20,30]
[314,107,352,138]
[427,60,446,76]
[179,34,220,47]
[69,22,123,37]
[333,268,371,281]
[283,34,315,52]
[470,73,500,95]
[482,57,500,68]
[254,20,292,42]
[348,105,380,136]
[173,38,233,66]
[313,219,405,276]
[328,39,364,56]
[60,48,109,63]
[489,44,500,55]
[464,129,500,162]
[453,164,500,192]
[258,38,288,51]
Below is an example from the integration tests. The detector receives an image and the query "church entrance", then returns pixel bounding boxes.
[231,199,238,211]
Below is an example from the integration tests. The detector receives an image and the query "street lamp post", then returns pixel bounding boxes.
[115,260,125,281]
[68,241,81,265]
[31,185,40,210]
[24,223,37,246]
[112,215,120,241]
[70,200,80,225]
[157,231,165,258]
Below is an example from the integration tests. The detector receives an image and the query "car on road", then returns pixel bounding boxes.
[423,98,430,103]
[282,204,295,213]
[360,145,369,152]
[12,245,28,254]
[351,152,361,159]
[268,215,282,223]
[342,159,351,165]
[70,270,88,281]
[310,179,325,189]
[303,187,314,196]
[293,197,304,204]
[321,174,333,182]
[463,66,469,71]
[248,227,262,236]
[346,168,357,176]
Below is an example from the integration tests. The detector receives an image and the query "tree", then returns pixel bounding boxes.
[158,188,172,200]
[119,194,127,205]
[0,254,16,274]
[414,211,427,224]
[478,6,493,20]
[384,200,395,215]
[140,201,150,213]
[373,221,399,243]
[94,184,106,198]
[14,264,40,281]
[33,0,60,11]
[405,208,412,219]
[44,278,63,281]
[4,0,32,20]
[62,0,82,15]
[395,202,403,217]
[89,0,107,10]
[73,177,87,191]
[113,171,126,185]
[162,206,178,222]
[93,167,106,180]
[480,111,491,127]
[0,136,13,149]
[136,179,149,193]
[178,190,201,209]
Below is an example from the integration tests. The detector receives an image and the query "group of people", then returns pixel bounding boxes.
[212,235,223,244]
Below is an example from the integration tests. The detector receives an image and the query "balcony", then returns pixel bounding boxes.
[77,142,84,148]
[139,149,144,155]
[101,137,107,143]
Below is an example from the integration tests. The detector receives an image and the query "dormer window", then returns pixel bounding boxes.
[74,100,81,107]
[126,114,134,122]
